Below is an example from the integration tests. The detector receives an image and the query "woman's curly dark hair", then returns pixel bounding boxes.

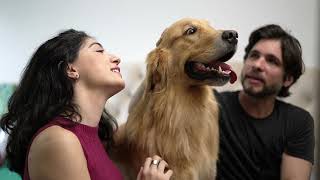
[0,29,118,176]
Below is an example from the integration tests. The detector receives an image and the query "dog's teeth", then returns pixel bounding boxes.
[218,66,222,72]
[224,70,231,74]
[211,67,215,71]
[206,67,211,71]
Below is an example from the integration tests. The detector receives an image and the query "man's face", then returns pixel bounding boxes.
[241,39,291,98]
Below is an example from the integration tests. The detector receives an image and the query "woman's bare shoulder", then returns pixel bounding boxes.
[28,125,90,180]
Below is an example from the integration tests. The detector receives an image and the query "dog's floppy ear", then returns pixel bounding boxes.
[145,48,171,92]
[156,28,168,47]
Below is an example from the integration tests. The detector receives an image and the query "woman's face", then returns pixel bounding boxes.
[69,38,125,97]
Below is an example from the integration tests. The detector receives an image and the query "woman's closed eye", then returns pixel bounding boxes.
[96,49,104,53]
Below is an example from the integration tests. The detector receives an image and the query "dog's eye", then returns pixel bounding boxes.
[185,27,197,35]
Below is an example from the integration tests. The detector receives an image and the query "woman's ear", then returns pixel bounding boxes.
[283,75,294,88]
[66,64,80,80]
[145,48,171,92]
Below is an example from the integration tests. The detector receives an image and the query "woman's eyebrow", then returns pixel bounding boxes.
[88,42,103,48]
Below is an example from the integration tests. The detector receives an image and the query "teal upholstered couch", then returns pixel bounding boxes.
[0,84,21,180]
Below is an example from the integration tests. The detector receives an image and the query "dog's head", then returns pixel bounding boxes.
[146,18,238,91]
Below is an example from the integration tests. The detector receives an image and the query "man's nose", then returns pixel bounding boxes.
[251,58,266,71]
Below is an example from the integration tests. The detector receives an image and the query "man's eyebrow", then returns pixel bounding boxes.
[250,49,259,53]
[266,54,281,62]
[88,42,103,48]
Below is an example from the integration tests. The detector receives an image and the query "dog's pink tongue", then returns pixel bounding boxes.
[229,70,237,84]
[217,62,237,84]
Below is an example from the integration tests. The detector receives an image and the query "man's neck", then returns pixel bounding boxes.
[238,90,276,119]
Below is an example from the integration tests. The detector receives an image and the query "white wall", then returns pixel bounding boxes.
[0,0,318,83]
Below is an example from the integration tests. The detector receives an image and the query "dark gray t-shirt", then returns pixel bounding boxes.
[215,91,314,180]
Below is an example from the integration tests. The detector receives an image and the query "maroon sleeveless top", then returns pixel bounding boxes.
[23,116,123,180]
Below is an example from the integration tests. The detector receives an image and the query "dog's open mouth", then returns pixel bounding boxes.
[185,51,237,84]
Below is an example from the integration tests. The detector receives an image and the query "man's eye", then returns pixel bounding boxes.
[249,53,259,59]
[267,58,279,65]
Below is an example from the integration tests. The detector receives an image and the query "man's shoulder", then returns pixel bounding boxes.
[276,99,312,117]
[213,89,239,99]
[276,99,314,128]
[213,90,240,109]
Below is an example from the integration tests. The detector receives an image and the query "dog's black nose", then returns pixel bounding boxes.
[222,30,238,44]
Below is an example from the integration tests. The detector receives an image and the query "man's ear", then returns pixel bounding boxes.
[145,48,171,92]
[66,64,79,80]
[283,75,294,88]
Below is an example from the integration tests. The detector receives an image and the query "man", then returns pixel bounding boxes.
[215,24,315,180]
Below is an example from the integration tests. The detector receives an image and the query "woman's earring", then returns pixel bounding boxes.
[76,74,79,79]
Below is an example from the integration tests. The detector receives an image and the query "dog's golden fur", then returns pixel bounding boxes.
[113,18,237,180]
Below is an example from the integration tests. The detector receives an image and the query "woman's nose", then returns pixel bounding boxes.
[110,54,121,64]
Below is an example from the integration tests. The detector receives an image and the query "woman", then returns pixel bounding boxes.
[0,29,172,180]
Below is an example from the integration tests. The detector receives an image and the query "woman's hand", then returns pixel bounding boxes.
[137,155,173,180]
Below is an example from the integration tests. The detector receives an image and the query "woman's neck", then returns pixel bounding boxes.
[73,85,110,127]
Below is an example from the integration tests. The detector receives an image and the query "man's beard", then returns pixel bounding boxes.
[241,77,282,98]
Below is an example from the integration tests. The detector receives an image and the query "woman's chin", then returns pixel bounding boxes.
[110,82,125,95]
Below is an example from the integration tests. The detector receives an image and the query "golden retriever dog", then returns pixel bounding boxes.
[113,18,238,180]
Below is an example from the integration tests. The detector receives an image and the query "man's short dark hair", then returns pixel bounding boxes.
[244,24,305,97]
